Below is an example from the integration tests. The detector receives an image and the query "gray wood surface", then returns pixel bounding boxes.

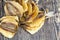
[0,0,60,40]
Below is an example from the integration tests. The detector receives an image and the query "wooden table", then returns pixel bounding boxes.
[0,0,60,40]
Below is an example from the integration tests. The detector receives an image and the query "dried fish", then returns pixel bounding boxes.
[0,16,19,38]
[4,1,24,17]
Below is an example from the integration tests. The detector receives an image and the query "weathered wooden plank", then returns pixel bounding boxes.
[0,0,2,18]
[0,0,5,40]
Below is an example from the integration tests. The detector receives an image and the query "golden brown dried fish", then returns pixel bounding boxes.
[3,0,46,36]
[27,2,32,17]
[26,1,39,22]
[23,6,45,34]
[23,16,45,34]
[4,1,24,17]
[16,0,28,12]
[0,16,19,38]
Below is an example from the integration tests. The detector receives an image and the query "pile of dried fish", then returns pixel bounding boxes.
[0,0,45,38]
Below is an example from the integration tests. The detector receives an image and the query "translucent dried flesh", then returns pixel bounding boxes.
[26,2,39,22]
[0,16,19,38]
[4,1,24,17]
[0,0,45,38]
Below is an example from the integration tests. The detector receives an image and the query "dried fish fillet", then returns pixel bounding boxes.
[27,2,32,17]
[16,0,28,12]
[0,16,19,38]
[26,1,39,22]
[3,0,46,36]
[23,16,45,34]
[4,1,24,17]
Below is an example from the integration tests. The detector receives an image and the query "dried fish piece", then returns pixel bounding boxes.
[4,1,24,17]
[3,0,46,35]
[26,1,39,22]
[27,2,32,17]
[24,0,28,2]
[16,0,28,12]
[23,16,45,34]
[0,16,19,38]
[19,1,45,34]
[12,0,28,3]
[22,8,45,34]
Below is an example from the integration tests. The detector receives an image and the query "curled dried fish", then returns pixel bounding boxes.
[23,16,45,34]
[16,0,28,12]
[26,1,39,22]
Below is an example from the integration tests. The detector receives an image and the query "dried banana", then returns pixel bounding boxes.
[0,16,19,38]
[4,1,24,17]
